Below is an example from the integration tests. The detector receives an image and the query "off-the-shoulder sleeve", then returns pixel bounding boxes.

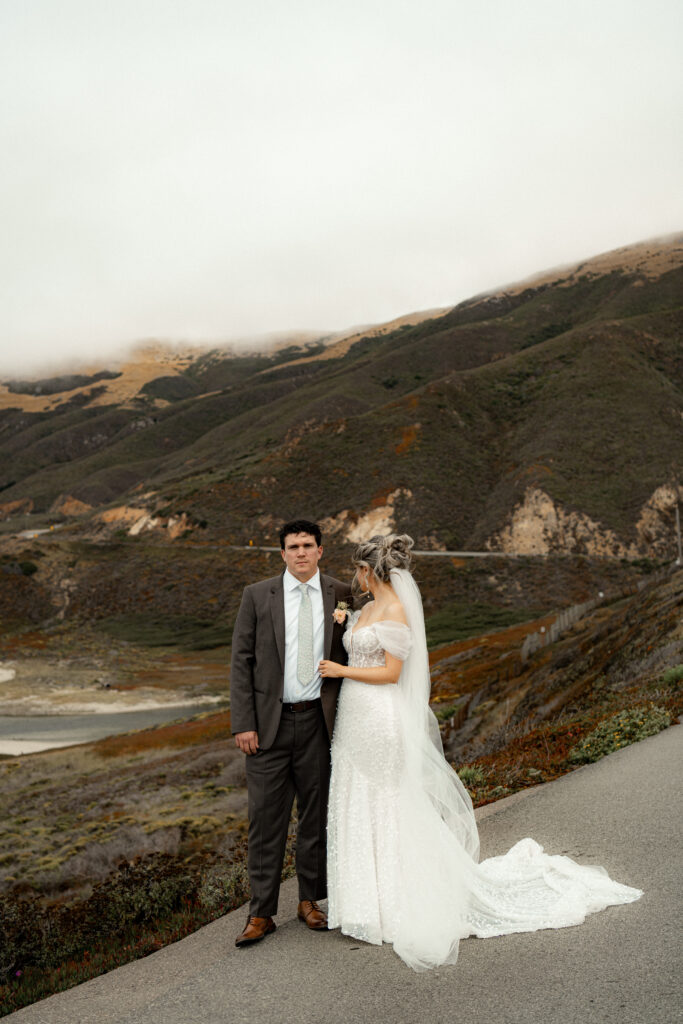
[374,621,412,661]
[345,610,362,629]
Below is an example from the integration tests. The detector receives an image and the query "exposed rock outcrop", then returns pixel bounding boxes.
[49,494,93,517]
[0,498,33,521]
[635,484,683,556]
[487,484,682,558]
[92,503,197,540]
[320,488,413,544]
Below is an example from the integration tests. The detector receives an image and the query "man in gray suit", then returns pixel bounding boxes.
[230,519,352,946]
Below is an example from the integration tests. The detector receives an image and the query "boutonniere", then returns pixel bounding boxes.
[332,600,349,624]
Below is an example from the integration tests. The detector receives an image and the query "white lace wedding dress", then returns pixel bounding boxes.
[326,571,642,971]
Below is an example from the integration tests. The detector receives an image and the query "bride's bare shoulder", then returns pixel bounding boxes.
[384,598,408,625]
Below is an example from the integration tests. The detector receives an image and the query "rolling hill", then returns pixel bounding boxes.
[0,233,681,638]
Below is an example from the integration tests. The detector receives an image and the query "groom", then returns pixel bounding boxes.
[230,518,352,946]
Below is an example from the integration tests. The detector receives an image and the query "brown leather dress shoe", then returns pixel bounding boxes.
[297,900,328,930]
[235,915,276,947]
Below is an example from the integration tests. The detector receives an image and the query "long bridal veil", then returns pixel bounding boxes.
[389,568,479,860]
[388,568,642,972]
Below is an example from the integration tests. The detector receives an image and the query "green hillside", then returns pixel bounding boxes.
[0,240,681,558]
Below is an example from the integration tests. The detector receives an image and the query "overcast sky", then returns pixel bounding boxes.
[1,0,681,375]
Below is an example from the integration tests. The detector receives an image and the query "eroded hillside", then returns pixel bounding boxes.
[0,233,681,564]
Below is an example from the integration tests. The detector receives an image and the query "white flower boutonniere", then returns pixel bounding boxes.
[333,600,349,625]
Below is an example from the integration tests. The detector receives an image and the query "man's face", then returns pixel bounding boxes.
[281,532,323,582]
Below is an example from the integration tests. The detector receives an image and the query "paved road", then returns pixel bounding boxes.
[230,546,533,559]
[7,724,682,1024]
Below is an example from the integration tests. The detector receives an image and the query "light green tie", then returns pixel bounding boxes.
[297,583,314,685]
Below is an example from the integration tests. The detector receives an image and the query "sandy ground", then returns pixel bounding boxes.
[0,738,79,755]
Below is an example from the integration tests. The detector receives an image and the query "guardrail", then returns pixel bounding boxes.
[520,565,673,662]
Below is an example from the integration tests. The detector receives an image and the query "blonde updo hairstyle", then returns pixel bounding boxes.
[352,534,415,596]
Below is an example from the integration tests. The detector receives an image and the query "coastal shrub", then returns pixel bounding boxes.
[0,891,90,973]
[434,703,461,723]
[628,557,661,574]
[457,765,485,788]
[0,832,299,1014]
[0,894,42,975]
[661,664,683,687]
[0,854,199,980]
[86,855,197,931]
[96,614,231,650]
[568,705,671,764]
[199,854,250,912]
[18,562,38,576]
[200,832,295,914]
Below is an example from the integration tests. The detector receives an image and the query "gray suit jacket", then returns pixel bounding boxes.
[230,571,353,750]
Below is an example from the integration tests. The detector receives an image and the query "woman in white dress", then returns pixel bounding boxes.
[318,534,642,971]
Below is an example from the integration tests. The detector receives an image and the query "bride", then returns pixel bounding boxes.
[318,534,642,971]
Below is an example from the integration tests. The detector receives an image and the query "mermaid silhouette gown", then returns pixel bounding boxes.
[326,611,642,971]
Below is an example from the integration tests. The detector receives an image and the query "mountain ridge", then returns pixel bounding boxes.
[3,232,680,410]
[0,232,681,570]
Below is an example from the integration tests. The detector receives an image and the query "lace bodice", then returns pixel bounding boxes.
[343,612,412,667]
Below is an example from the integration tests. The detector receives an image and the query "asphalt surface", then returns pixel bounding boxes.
[6,723,682,1024]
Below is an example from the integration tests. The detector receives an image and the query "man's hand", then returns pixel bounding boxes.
[235,730,259,755]
[318,659,344,678]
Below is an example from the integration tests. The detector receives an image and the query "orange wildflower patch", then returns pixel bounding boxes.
[0,631,49,652]
[395,424,420,455]
[370,487,396,508]
[515,462,553,482]
[94,711,231,758]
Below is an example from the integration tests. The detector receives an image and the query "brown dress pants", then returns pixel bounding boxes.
[245,702,331,917]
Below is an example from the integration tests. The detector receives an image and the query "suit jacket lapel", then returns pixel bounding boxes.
[269,574,286,669]
[322,575,335,658]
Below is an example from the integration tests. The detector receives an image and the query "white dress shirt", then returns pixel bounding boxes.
[282,568,325,702]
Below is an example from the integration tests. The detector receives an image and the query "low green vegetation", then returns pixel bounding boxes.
[0,838,295,1016]
[457,765,486,789]
[568,705,671,764]
[661,664,683,686]
[95,614,232,650]
[425,602,546,649]
[433,702,463,723]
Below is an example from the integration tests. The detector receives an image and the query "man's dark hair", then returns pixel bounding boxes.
[279,519,322,550]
